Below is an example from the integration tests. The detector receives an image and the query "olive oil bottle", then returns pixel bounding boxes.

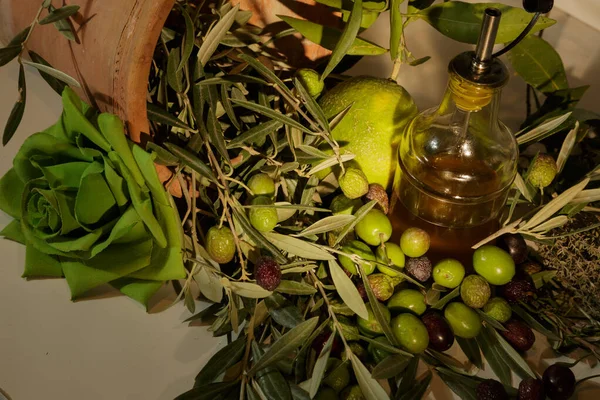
[390,9,518,263]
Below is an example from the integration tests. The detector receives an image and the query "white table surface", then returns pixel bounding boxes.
[2,3,600,398]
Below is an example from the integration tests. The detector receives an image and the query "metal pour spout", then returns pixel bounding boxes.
[471,8,502,74]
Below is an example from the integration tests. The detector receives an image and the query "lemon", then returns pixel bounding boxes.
[320,76,417,189]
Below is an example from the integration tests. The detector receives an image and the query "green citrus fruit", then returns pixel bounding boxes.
[375,242,405,277]
[433,259,465,289]
[367,336,392,364]
[391,313,429,353]
[205,225,236,264]
[249,196,278,232]
[460,275,491,309]
[444,302,482,339]
[339,168,369,199]
[483,297,512,323]
[319,76,418,189]
[323,358,351,393]
[330,194,362,216]
[357,302,391,337]
[400,227,430,258]
[296,68,324,98]
[473,245,516,286]
[247,173,275,197]
[355,209,392,246]
[528,154,557,189]
[341,385,365,400]
[315,387,338,400]
[387,289,427,315]
[338,240,376,275]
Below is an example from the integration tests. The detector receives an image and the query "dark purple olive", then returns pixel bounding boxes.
[542,364,576,400]
[498,233,528,264]
[518,378,546,400]
[501,320,536,352]
[312,330,342,356]
[502,277,535,304]
[421,311,455,352]
[476,379,508,400]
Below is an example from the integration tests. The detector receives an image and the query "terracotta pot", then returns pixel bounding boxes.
[0,0,332,141]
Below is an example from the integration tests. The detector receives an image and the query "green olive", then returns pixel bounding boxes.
[432,259,465,289]
[338,240,376,275]
[391,313,429,353]
[355,209,392,246]
[205,225,236,264]
[357,302,391,337]
[387,289,427,315]
[473,245,516,285]
[375,242,405,277]
[247,173,276,197]
[249,196,278,232]
[444,302,482,339]
[400,227,430,258]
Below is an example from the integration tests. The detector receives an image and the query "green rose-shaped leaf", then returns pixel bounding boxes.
[0,88,186,308]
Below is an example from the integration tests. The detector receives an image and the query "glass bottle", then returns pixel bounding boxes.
[389,9,518,263]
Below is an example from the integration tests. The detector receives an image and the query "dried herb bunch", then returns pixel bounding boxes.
[536,213,600,320]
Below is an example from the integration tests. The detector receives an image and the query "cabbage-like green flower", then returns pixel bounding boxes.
[0,88,185,308]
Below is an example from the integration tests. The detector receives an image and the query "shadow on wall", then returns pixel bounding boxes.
[346,2,600,132]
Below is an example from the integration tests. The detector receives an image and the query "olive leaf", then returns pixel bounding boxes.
[227,120,283,149]
[358,335,412,357]
[194,267,224,303]
[398,371,432,400]
[252,342,293,400]
[511,305,561,341]
[398,355,420,394]
[436,369,477,400]
[275,280,317,296]
[308,153,356,176]
[488,326,536,379]
[239,54,295,101]
[329,260,369,320]
[39,4,80,24]
[0,46,22,67]
[265,294,304,328]
[231,208,288,264]
[264,232,334,260]
[308,328,335,397]
[3,64,26,146]
[224,280,273,299]
[8,27,31,46]
[512,173,535,203]
[359,264,400,346]
[516,112,572,145]
[278,16,388,56]
[178,6,195,71]
[47,4,78,42]
[350,353,390,400]
[556,122,579,174]
[147,103,194,130]
[28,51,68,95]
[507,35,568,94]
[390,0,404,61]
[295,215,355,237]
[175,380,240,400]
[520,178,589,230]
[569,188,600,204]
[416,2,555,44]
[198,4,240,67]
[475,309,507,332]
[431,286,460,310]
[164,142,218,184]
[476,328,512,386]
[231,99,313,134]
[194,336,246,385]
[333,200,377,246]
[293,78,331,133]
[529,216,569,233]
[22,60,81,88]
[249,317,319,375]
[456,337,483,369]
[322,0,362,80]
[167,48,184,92]
[371,354,411,379]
